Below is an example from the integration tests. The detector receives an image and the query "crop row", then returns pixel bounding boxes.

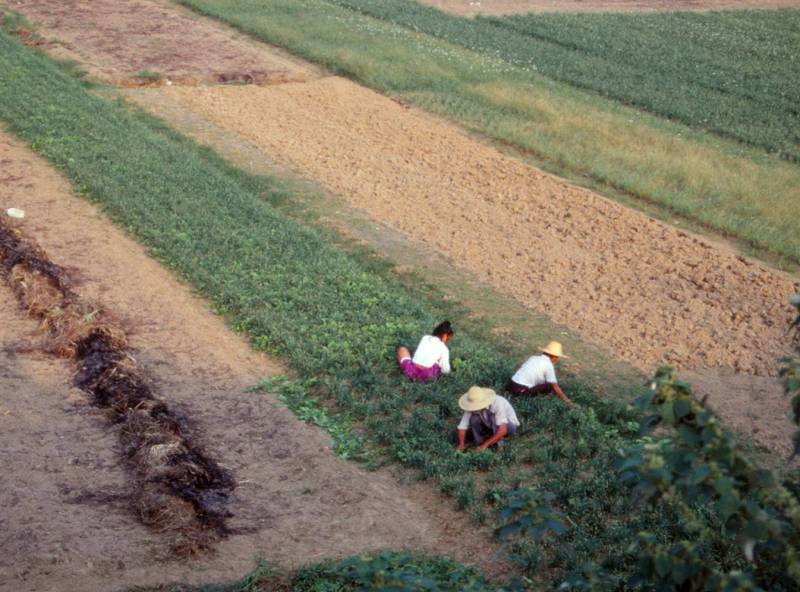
[324,0,800,162]
[0,24,783,588]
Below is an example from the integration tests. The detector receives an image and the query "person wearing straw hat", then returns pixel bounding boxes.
[506,341,574,405]
[456,386,520,451]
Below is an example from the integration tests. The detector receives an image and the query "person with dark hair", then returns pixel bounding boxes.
[396,321,454,382]
[506,341,574,405]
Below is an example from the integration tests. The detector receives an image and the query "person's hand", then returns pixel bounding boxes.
[456,444,465,453]
[477,443,488,451]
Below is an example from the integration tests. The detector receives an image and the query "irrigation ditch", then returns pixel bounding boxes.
[0,217,234,556]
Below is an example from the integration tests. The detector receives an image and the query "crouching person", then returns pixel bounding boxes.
[396,321,454,383]
[456,386,520,451]
[506,341,574,406]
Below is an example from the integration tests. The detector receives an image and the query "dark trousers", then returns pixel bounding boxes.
[468,412,517,445]
[506,379,554,397]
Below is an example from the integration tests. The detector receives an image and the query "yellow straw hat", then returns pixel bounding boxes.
[541,341,567,358]
[459,386,497,412]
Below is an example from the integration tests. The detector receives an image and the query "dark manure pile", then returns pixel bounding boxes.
[0,219,234,555]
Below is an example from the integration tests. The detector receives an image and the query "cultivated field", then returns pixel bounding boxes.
[1,0,799,590]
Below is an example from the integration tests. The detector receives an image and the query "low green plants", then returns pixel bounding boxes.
[292,552,499,592]
[322,0,800,161]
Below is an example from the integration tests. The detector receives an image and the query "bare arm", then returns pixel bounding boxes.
[478,423,508,450]
[457,429,467,451]
[552,384,575,406]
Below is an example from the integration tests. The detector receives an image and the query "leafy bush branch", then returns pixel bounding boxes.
[618,367,800,590]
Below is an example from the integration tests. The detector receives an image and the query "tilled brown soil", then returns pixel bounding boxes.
[1,0,317,86]
[162,79,799,377]
[420,0,800,16]
[0,130,505,592]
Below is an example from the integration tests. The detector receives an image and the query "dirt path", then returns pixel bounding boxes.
[420,0,800,16]
[0,129,504,592]
[160,79,799,378]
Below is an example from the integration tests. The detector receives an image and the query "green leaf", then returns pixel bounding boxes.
[674,398,692,419]
[660,401,676,425]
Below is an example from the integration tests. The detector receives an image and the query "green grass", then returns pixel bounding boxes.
[175,0,800,265]
[0,25,777,587]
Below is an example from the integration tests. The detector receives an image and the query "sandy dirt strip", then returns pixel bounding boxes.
[421,0,800,16]
[161,79,799,378]
[0,129,502,592]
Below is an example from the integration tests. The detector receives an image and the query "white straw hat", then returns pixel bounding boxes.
[458,386,496,412]
[541,341,566,358]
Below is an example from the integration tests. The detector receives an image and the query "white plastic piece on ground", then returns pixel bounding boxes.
[6,208,25,219]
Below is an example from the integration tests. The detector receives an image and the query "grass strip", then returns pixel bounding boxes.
[0,27,752,585]
[175,0,800,265]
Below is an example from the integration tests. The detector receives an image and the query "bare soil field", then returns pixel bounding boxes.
[419,0,800,16]
[0,130,502,592]
[2,0,317,86]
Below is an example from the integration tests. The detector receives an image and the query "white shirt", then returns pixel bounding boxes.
[458,395,520,430]
[511,354,557,388]
[411,335,451,374]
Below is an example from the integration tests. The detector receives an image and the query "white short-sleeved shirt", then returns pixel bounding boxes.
[411,335,451,374]
[511,354,557,388]
[458,395,520,430]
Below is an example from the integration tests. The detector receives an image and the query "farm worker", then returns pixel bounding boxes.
[396,320,454,383]
[456,386,520,451]
[506,341,574,405]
